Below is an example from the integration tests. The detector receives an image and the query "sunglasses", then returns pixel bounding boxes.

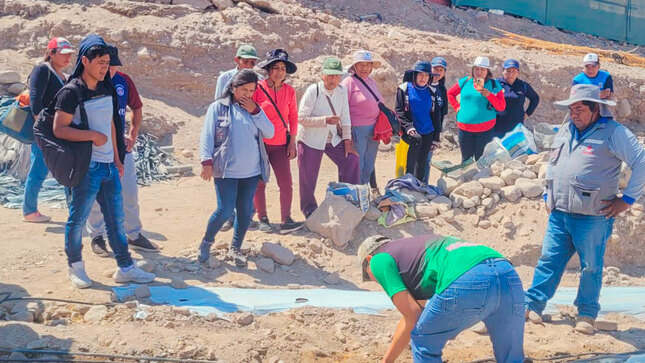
[362,259,370,281]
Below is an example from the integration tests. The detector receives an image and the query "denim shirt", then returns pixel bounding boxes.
[200,97,274,181]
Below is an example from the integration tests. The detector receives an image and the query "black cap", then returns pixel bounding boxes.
[108,45,122,66]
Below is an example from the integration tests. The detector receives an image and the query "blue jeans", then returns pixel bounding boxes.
[352,125,379,185]
[203,175,260,250]
[411,259,525,363]
[87,152,142,240]
[525,210,614,319]
[23,143,49,215]
[65,162,132,268]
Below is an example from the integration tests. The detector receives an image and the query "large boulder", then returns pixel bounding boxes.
[304,195,364,247]
[0,71,20,84]
[501,185,522,202]
[430,196,452,211]
[515,178,543,198]
[479,176,505,191]
[500,169,523,186]
[416,204,440,218]
[260,243,295,266]
[451,181,484,198]
[490,161,505,176]
[437,177,459,196]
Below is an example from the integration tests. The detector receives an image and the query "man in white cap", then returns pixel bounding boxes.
[572,53,613,100]
[358,234,524,362]
[525,84,645,334]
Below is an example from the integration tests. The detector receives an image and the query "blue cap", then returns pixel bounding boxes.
[503,59,520,69]
[430,57,447,68]
[412,61,432,74]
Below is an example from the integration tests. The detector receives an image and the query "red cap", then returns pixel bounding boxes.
[47,37,74,54]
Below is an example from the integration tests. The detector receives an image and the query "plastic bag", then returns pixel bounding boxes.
[477,137,511,169]
[326,182,370,213]
[500,123,537,158]
[395,140,409,178]
[533,122,558,151]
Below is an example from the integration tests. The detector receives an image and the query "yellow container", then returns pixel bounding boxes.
[395,140,409,178]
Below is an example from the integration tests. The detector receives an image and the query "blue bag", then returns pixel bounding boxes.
[0,96,35,144]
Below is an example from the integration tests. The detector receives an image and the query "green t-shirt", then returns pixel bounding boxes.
[369,235,504,300]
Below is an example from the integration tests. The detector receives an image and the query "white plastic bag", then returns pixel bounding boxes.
[533,122,558,151]
[477,137,511,169]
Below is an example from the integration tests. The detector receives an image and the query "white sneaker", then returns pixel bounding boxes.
[113,265,155,284]
[68,261,92,289]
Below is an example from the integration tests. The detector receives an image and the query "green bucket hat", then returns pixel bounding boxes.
[322,57,344,75]
[236,44,260,60]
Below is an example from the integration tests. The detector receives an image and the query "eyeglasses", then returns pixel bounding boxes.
[362,259,370,281]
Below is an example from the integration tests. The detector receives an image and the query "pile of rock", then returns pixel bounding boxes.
[414,152,550,222]
[0,71,24,96]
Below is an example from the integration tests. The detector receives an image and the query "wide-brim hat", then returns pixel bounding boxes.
[554,84,615,118]
[257,48,297,74]
[348,50,382,71]
[554,84,616,110]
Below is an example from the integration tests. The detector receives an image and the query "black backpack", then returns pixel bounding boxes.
[33,80,92,187]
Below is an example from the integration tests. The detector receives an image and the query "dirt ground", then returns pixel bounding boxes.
[1,0,645,362]
[2,147,645,362]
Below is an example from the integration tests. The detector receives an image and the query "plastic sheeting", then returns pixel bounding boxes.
[112,286,645,320]
[0,175,66,209]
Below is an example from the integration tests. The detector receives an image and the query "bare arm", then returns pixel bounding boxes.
[125,107,142,152]
[383,291,424,363]
[53,110,105,145]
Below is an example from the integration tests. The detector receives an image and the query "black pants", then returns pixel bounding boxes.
[369,169,377,188]
[403,132,434,181]
[458,129,494,162]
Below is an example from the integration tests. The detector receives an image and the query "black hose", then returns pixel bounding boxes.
[0,349,220,363]
[0,292,107,306]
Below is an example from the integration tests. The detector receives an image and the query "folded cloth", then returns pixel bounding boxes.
[384,173,441,197]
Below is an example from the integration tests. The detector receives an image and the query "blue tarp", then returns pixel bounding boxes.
[112,286,645,320]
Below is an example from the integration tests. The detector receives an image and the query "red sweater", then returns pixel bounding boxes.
[253,79,298,145]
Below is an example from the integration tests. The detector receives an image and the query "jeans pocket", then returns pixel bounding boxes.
[455,281,490,311]
[507,274,526,318]
[568,176,601,215]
